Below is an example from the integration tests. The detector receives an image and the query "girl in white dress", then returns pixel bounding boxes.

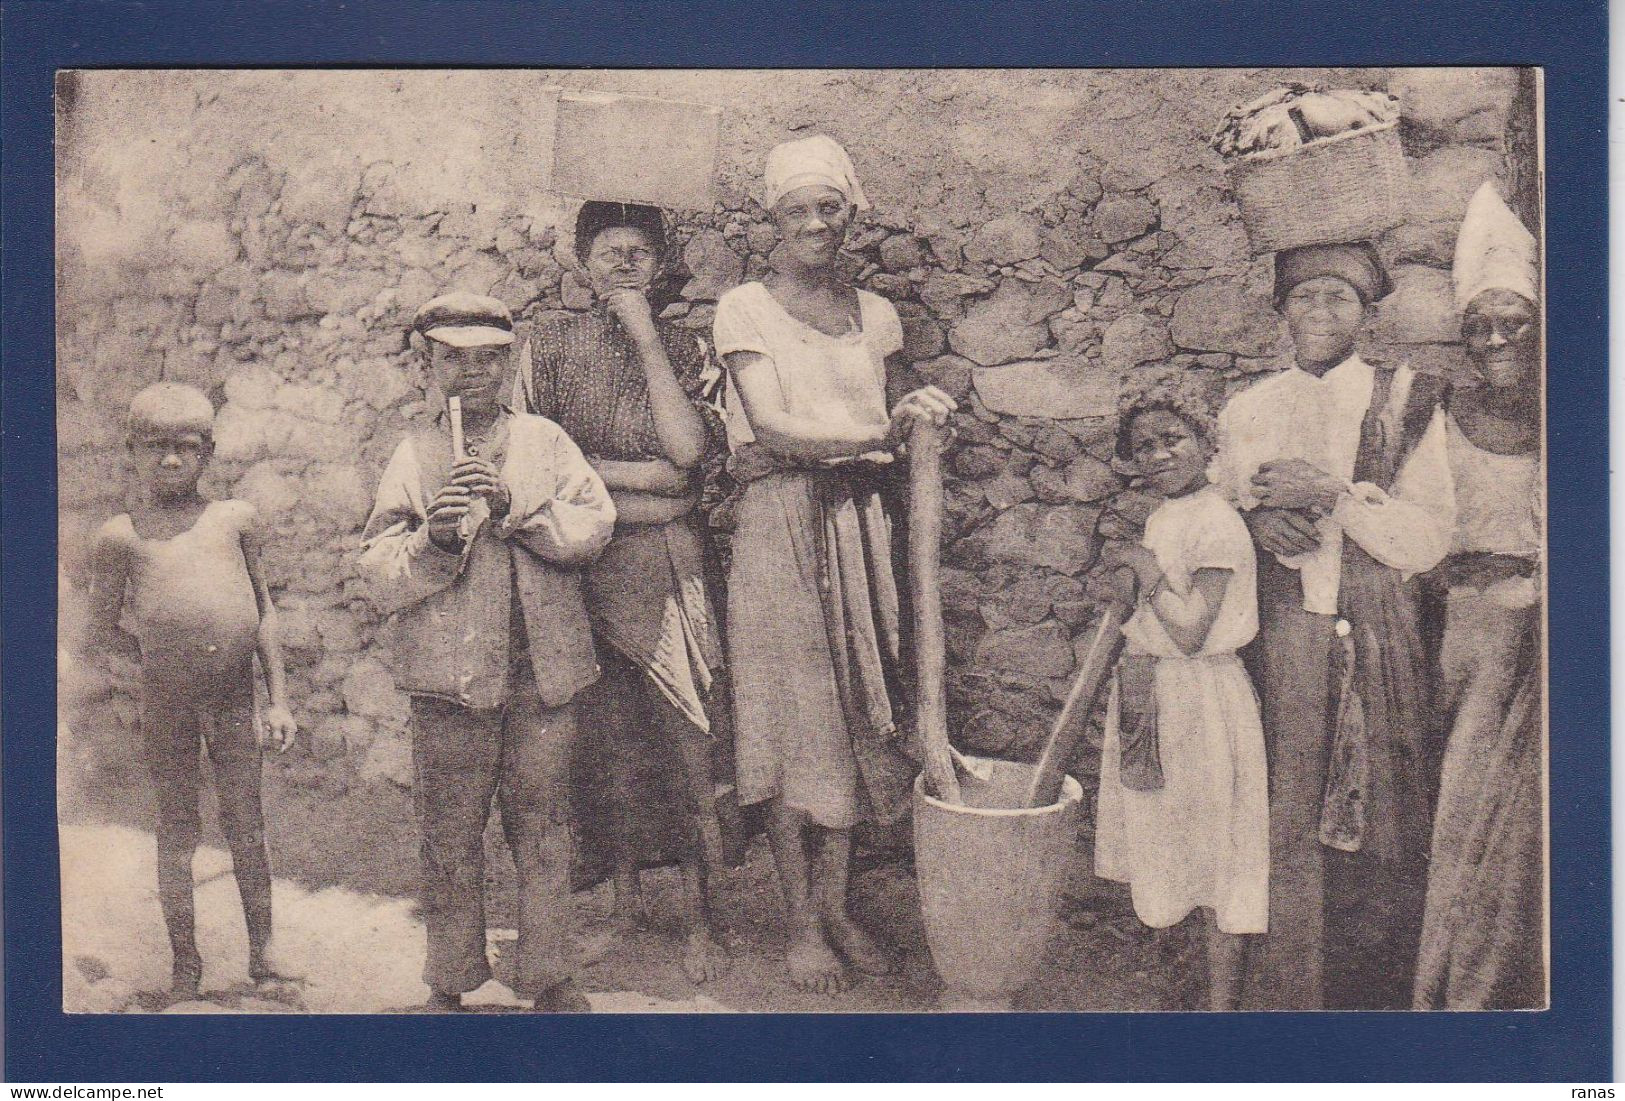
[1095,380,1268,1011]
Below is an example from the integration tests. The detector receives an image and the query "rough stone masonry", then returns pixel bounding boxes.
[56,68,1537,829]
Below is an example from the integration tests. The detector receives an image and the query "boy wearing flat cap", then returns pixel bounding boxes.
[359,292,616,1012]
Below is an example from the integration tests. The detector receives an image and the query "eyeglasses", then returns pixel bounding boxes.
[1461,315,1534,343]
[589,247,658,267]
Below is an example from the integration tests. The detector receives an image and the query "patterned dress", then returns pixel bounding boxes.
[522,304,733,878]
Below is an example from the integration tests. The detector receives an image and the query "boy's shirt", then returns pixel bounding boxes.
[359,409,616,709]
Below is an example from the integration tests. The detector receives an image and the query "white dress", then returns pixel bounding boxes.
[1094,485,1270,934]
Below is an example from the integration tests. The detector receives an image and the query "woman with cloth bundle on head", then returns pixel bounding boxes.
[519,199,730,983]
[1211,239,1456,1010]
[712,135,955,994]
[1413,183,1546,1010]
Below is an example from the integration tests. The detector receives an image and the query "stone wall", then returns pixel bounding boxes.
[56,68,1534,814]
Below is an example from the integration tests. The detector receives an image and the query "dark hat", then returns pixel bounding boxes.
[573,200,668,261]
[1273,241,1391,308]
[412,291,515,347]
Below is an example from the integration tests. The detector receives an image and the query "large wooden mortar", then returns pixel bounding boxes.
[913,756,1082,1011]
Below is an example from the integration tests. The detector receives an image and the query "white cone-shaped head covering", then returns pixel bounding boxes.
[1453,181,1539,310]
[763,135,870,211]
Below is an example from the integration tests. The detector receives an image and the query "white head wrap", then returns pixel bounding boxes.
[763,134,870,211]
[1453,181,1539,310]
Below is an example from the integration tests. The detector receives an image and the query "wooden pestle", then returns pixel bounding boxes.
[1022,574,1135,809]
[908,419,962,805]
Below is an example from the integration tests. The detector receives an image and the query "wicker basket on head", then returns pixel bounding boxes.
[1226,120,1406,254]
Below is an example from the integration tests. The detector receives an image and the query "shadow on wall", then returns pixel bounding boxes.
[56,67,1531,808]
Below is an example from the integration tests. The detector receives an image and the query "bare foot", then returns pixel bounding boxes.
[530,981,592,1013]
[823,913,899,976]
[786,924,849,994]
[681,928,727,984]
[424,988,465,1013]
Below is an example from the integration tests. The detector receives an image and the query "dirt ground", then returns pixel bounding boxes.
[60,745,1201,1014]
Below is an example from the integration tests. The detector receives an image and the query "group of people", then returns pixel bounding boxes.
[1096,182,1545,1011]
[82,130,1544,1015]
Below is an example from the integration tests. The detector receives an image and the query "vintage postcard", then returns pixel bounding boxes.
[54,66,1547,1016]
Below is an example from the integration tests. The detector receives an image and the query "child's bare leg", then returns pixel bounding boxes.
[660,702,725,983]
[206,697,282,983]
[814,827,898,976]
[766,800,845,993]
[141,690,204,997]
[1203,908,1248,1011]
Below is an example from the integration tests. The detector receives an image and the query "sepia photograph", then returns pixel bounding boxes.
[53,66,1547,1016]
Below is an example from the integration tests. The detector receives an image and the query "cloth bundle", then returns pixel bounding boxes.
[1210,83,1400,159]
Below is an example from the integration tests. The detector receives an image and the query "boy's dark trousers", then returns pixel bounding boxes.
[410,672,575,999]
[140,674,272,983]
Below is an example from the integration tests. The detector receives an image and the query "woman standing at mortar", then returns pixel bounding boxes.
[1414,183,1545,1010]
[713,135,955,995]
[521,200,729,983]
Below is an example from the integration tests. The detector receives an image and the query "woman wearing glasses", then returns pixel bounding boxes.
[520,200,729,984]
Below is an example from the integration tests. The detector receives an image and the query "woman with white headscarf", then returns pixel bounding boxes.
[1414,182,1546,1009]
[712,135,954,994]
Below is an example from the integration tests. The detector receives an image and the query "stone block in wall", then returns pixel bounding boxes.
[342,656,411,727]
[166,219,239,273]
[914,353,974,401]
[275,382,347,424]
[1407,145,1504,229]
[1100,313,1173,372]
[919,272,994,319]
[277,598,324,661]
[1032,453,1123,504]
[964,214,1043,266]
[559,271,594,310]
[948,279,1053,365]
[259,269,318,322]
[279,159,356,234]
[361,732,413,788]
[1091,195,1157,244]
[1039,220,1109,271]
[305,269,391,317]
[1169,279,1279,357]
[335,357,414,411]
[971,356,1117,419]
[1387,68,1517,140]
[58,399,122,454]
[449,252,509,297]
[235,460,303,519]
[681,230,744,302]
[879,234,927,272]
[979,573,1087,632]
[980,470,1034,509]
[1373,264,1460,344]
[306,715,364,761]
[896,304,947,361]
[967,502,1101,575]
[1379,220,1458,267]
[211,402,267,463]
[302,463,374,531]
[975,620,1076,679]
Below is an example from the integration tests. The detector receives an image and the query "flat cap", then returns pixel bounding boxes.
[412,291,515,348]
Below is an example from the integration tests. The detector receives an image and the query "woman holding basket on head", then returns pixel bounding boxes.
[713,135,955,995]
